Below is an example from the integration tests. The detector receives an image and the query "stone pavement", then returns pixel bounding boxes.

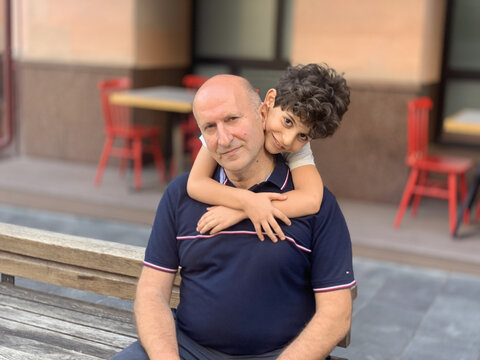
[1,204,479,360]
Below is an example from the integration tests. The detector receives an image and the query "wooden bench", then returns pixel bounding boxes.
[0,222,356,359]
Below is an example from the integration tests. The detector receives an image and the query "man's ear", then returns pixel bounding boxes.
[264,88,277,107]
[259,100,269,130]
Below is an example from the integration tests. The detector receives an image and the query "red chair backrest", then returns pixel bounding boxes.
[181,75,208,136]
[407,97,433,162]
[98,78,132,133]
[182,74,208,90]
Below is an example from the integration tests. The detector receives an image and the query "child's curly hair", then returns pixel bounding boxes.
[274,63,350,139]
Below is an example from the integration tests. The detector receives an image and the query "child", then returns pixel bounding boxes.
[187,63,350,242]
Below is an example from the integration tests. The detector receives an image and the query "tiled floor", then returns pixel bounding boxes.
[1,156,480,359]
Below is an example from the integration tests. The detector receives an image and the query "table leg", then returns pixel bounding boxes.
[169,113,187,180]
[454,165,480,236]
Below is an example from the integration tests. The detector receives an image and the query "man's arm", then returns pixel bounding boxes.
[134,266,179,360]
[277,289,352,360]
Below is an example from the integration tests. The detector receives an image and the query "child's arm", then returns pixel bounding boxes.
[272,164,324,216]
[187,146,291,242]
[196,165,323,238]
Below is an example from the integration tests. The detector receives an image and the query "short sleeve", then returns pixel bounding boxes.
[199,135,207,148]
[283,143,315,170]
[310,189,355,292]
[143,179,181,273]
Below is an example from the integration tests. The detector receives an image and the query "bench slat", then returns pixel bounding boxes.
[0,222,144,277]
[0,313,121,359]
[0,289,135,337]
[0,250,139,300]
[0,302,135,348]
[0,282,133,323]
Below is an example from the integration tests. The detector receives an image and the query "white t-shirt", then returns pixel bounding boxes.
[283,142,315,170]
[199,136,315,170]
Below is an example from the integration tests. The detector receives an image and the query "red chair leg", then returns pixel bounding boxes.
[133,138,143,190]
[411,170,428,217]
[119,138,130,177]
[448,173,457,236]
[394,169,419,228]
[189,137,202,164]
[151,136,166,182]
[169,159,177,180]
[459,173,469,225]
[474,201,480,222]
[94,137,114,186]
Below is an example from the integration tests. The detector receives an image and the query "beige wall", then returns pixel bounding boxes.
[135,0,191,67]
[290,0,448,203]
[14,0,192,165]
[0,4,5,51]
[13,0,190,67]
[291,0,446,85]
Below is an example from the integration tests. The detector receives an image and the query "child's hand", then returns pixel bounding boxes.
[242,192,291,242]
[197,206,246,234]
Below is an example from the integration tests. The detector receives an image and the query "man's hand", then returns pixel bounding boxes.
[277,289,352,360]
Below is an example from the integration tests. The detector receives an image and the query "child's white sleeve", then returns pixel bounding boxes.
[199,135,207,147]
[283,143,316,170]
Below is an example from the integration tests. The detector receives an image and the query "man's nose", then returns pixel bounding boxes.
[217,124,233,147]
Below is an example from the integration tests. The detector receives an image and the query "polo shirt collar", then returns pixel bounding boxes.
[214,154,290,191]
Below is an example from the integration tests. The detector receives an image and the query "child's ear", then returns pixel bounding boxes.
[264,89,277,107]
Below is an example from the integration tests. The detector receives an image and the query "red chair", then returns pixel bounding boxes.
[182,74,209,90]
[94,78,166,190]
[170,74,208,176]
[394,97,473,235]
[181,75,208,152]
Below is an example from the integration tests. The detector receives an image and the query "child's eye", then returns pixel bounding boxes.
[284,118,293,127]
[298,133,308,142]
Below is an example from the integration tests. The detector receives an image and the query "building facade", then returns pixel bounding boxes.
[2,0,470,204]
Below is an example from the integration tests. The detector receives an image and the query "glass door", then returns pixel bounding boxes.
[191,0,292,97]
[439,0,480,143]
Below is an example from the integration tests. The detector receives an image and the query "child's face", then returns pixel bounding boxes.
[261,90,311,154]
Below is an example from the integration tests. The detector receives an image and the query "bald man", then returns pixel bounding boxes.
[112,75,354,360]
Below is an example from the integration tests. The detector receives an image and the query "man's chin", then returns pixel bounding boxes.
[218,160,244,172]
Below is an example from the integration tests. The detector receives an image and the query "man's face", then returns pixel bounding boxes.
[195,85,265,174]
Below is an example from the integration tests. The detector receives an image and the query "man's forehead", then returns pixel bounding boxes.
[196,89,247,116]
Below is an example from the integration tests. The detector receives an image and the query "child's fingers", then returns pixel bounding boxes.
[273,209,291,226]
[261,220,278,243]
[266,193,288,201]
[254,223,265,241]
[209,224,224,234]
[197,216,216,233]
[268,216,285,240]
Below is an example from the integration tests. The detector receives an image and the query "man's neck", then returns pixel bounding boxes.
[225,152,276,189]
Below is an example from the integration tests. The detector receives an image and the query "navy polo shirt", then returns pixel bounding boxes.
[144,156,355,355]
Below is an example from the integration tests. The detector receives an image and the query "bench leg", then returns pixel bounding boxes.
[1,274,15,284]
